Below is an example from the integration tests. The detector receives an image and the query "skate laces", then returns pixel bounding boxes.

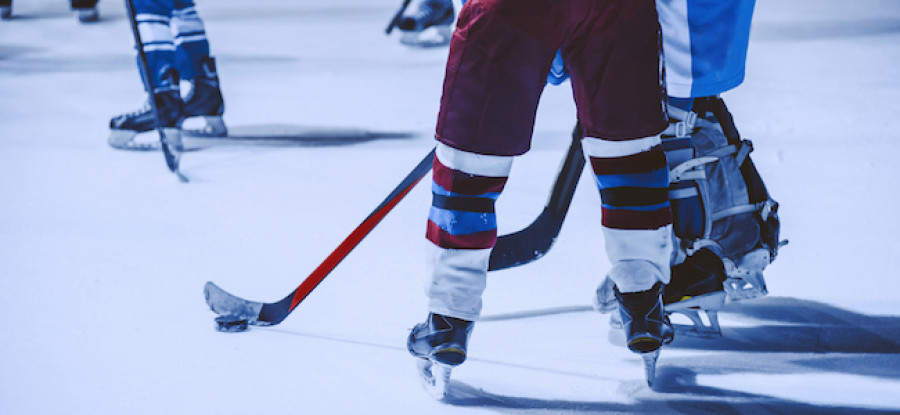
[121,101,152,118]
[412,2,437,21]
[408,0,451,26]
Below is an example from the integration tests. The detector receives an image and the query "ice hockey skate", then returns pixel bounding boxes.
[109,57,226,150]
[74,6,98,22]
[1,0,11,19]
[396,0,455,47]
[599,251,767,337]
[181,57,227,138]
[663,249,728,337]
[70,0,99,22]
[614,282,673,387]
[407,313,473,399]
[109,89,184,150]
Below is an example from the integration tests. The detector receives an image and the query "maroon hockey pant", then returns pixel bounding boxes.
[435,0,668,156]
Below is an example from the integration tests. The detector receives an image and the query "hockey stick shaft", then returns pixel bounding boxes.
[546,121,584,217]
[254,148,435,324]
[488,121,584,271]
[124,0,187,182]
[385,0,412,34]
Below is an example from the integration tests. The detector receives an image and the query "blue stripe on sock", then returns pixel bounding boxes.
[601,201,671,212]
[594,167,668,189]
[428,206,496,235]
[431,182,501,200]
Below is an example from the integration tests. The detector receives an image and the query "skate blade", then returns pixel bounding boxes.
[400,25,452,48]
[417,359,451,400]
[665,291,726,312]
[76,7,98,22]
[724,273,768,302]
[669,308,722,338]
[183,115,227,137]
[108,129,159,151]
[641,349,661,388]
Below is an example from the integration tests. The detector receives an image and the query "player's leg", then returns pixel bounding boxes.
[564,0,672,353]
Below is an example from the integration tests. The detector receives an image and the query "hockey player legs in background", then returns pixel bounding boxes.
[392,0,455,47]
[1,0,100,22]
[0,0,10,19]
[109,0,226,150]
[407,0,673,395]
[71,0,100,23]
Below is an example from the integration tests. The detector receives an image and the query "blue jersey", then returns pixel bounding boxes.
[657,0,755,98]
[461,0,755,95]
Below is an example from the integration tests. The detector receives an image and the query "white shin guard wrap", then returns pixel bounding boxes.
[583,135,673,293]
[602,227,672,293]
[426,246,491,322]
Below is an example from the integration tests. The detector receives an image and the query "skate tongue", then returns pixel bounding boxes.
[400,26,452,48]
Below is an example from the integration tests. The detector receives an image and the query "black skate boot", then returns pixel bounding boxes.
[408,313,472,399]
[664,249,727,337]
[109,89,184,150]
[615,282,674,354]
[664,249,726,307]
[615,282,673,387]
[408,313,473,365]
[182,56,227,137]
[397,0,455,47]
[71,0,98,23]
[1,0,12,19]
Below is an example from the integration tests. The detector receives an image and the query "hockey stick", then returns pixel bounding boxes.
[124,0,188,182]
[205,148,436,328]
[385,0,412,34]
[488,121,585,270]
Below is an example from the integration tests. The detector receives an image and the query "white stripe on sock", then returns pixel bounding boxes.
[582,135,661,158]
[602,225,673,292]
[426,246,491,321]
[137,22,174,45]
[436,142,513,177]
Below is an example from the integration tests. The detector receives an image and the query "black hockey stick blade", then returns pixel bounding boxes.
[159,127,189,182]
[205,281,263,324]
[488,121,585,271]
[385,0,413,34]
[205,148,436,326]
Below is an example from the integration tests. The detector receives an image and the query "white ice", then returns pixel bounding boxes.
[1,0,899,413]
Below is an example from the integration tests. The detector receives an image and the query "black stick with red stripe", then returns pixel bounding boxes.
[205,148,436,329]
